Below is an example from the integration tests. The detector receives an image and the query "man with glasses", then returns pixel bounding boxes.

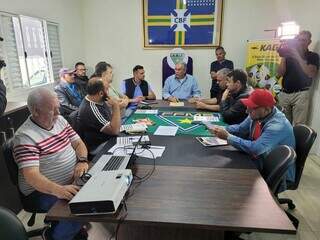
[74,62,89,96]
[277,30,319,125]
[55,67,84,118]
[209,89,296,187]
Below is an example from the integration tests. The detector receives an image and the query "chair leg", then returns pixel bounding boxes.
[278,198,296,210]
[285,211,299,229]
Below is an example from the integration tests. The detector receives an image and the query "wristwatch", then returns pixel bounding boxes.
[77,156,89,163]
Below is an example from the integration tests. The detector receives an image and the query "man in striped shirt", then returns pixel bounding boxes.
[78,77,121,153]
[13,88,89,240]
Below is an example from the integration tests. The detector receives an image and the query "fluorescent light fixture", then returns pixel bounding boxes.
[277,21,300,39]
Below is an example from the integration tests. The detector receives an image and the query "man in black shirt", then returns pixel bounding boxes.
[220,69,252,124]
[74,62,89,96]
[210,46,234,98]
[78,77,121,153]
[277,30,319,125]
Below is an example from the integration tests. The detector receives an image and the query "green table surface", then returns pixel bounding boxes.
[125,110,227,136]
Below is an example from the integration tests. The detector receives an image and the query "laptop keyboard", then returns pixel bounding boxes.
[102,156,126,171]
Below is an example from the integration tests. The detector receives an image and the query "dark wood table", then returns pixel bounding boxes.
[46,101,296,239]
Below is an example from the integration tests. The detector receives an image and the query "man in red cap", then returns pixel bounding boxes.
[209,89,296,186]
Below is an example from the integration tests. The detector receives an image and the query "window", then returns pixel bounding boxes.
[0,12,63,92]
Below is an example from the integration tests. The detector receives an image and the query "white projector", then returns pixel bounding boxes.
[69,169,133,215]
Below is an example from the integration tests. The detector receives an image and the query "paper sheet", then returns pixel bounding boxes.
[169,102,184,107]
[154,126,178,136]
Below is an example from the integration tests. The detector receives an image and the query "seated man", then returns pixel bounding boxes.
[163,62,201,102]
[220,69,252,124]
[210,89,295,188]
[195,68,231,111]
[93,61,129,115]
[74,62,89,96]
[78,77,121,153]
[54,67,84,117]
[121,65,156,110]
[13,88,89,240]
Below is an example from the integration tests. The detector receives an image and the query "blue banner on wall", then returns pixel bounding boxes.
[143,0,223,47]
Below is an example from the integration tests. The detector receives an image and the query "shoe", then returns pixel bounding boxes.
[73,227,88,240]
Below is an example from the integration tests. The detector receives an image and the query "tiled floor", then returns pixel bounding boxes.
[20,155,320,240]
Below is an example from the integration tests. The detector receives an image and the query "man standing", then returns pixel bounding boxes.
[195,68,230,111]
[220,69,252,124]
[277,30,319,125]
[78,78,121,153]
[121,65,156,110]
[74,62,89,96]
[13,88,89,240]
[210,46,234,98]
[55,67,84,117]
[210,89,295,186]
[163,62,201,102]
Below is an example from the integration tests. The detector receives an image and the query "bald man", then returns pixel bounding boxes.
[13,87,89,240]
[163,62,201,102]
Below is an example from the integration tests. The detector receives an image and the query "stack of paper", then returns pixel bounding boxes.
[120,123,147,133]
[169,102,184,107]
[135,109,158,114]
[193,115,219,122]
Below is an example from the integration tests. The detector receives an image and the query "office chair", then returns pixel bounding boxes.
[278,124,317,210]
[260,145,298,228]
[1,138,47,237]
[0,206,28,240]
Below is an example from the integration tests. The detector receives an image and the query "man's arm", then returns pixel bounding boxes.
[191,77,201,98]
[162,77,172,100]
[21,167,79,200]
[71,138,89,178]
[196,101,220,111]
[0,79,7,116]
[101,98,121,135]
[146,89,156,100]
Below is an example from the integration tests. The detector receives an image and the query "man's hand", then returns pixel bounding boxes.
[168,96,179,102]
[107,97,120,108]
[132,96,144,103]
[221,89,230,101]
[74,162,89,179]
[54,185,80,200]
[195,101,207,109]
[209,126,229,140]
[188,97,200,104]
[119,98,129,108]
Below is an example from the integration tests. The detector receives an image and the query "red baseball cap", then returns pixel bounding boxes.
[241,89,276,108]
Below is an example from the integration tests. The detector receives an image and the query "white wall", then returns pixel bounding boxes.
[81,0,320,154]
[0,0,85,101]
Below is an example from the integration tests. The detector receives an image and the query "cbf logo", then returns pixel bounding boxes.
[170,9,191,32]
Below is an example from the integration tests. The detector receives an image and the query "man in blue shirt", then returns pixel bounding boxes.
[210,46,234,98]
[210,89,296,187]
[121,65,156,110]
[54,68,84,118]
[163,62,201,102]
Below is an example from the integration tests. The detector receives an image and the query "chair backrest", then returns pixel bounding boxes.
[1,138,18,186]
[261,145,296,194]
[0,206,28,240]
[292,124,317,189]
[162,56,193,87]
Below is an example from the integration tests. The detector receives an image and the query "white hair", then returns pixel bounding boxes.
[176,62,187,71]
[27,87,57,113]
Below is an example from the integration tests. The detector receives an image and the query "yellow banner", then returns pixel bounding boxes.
[246,39,282,94]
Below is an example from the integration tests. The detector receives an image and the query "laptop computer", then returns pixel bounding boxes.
[88,135,142,176]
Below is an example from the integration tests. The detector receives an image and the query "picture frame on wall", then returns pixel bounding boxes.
[143,0,223,48]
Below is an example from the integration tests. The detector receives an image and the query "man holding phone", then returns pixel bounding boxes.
[78,77,121,153]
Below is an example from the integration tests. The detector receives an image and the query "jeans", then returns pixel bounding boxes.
[22,190,83,240]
